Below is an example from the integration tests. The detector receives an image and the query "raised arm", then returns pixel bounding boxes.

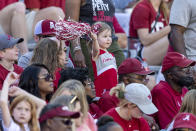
[91,32,100,61]
[65,0,86,67]
[9,86,46,117]
[0,72,18,128]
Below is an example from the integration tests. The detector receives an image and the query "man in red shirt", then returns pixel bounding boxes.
[151,52,196,129]
[0,34,24,90]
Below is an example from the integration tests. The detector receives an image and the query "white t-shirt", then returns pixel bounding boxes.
[2,119,30,131]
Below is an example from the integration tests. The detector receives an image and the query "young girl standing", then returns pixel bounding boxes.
[0,72,40,131]
[91,22,118,97]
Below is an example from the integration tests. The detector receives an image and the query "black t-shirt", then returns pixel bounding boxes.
[80,0,116,38]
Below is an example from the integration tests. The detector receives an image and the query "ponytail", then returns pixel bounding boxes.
[110,83,125,99]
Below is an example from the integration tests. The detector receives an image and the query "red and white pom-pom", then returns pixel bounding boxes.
[55,18,101,41]
[91,24,101,34]
[55,18,90,41]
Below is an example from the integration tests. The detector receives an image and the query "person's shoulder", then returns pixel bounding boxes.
[137,117,149,125]
[2,118,21,131]
[152,81,169,91]
[138,117,150,130]
[104,107,116,116]
[151,81,171,96]
[131,0,151,19]
[0,64,4,70]
[19,52,33,59]
[14,64,23,73]
[100,49,106,54]
[133,0,151,11]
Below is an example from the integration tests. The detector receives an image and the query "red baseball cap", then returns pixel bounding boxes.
[34,19,56,36]
[171,113,196,130]
[39,105,80,123]
[118,58,153,75]
[162,52,195,72]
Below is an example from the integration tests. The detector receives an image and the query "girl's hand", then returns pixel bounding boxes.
[8,86,25,97]
[90,32,97,41]
[4,72,19,86]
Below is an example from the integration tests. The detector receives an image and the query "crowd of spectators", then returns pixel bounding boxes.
[0,0,196,131]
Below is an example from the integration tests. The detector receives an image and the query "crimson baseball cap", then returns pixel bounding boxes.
[34,19,56,36]
[0,34,23,50]
[39,105,80,123]
[118,58,153,75]
[162,52,196,72]
[171,113,196,130]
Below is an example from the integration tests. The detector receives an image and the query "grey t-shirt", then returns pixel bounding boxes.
[169,0,196,60]
[18,52,33,69]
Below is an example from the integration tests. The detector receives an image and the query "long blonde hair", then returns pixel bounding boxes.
[180,89,196,115]
[50,79,88,117]
[10,95,39,131]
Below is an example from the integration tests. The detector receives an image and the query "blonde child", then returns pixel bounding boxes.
[91,22,118,97]
[0,72,46,131]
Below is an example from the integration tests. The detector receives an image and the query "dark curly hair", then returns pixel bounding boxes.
[19,63,51,99]
[97,115,121,131]
[58,67,89,87]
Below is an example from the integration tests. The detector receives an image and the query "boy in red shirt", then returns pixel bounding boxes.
[0,34,23,90]
[151,52,195,129]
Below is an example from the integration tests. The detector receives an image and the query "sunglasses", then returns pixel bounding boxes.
[127,75,149,83]
[85,78,95,89]
[39,74,53,81]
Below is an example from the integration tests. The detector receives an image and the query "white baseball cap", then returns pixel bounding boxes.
[34,19,56,36]
[124,83,158,115]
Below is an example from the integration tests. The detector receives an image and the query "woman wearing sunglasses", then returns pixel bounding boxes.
[30,38,67,91]
[19,63,54,101]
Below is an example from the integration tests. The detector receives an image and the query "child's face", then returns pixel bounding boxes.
[0,45,19,61]
[97,29,112,50]
[12,100,31,124]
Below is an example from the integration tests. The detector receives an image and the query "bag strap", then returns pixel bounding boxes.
[150,8,160,33]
